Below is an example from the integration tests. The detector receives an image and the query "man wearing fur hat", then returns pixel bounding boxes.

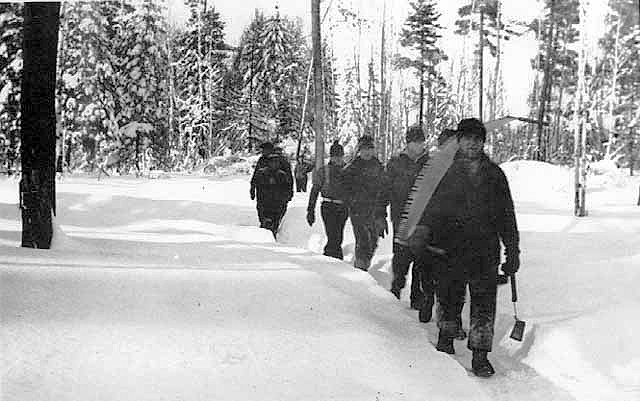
[306,140,348,259]
[409,118,520,377]
[383,126,434,320]
[342,135,388,271]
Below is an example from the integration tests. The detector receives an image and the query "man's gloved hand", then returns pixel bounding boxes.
[501,248,520,275]
[306,210,315,226]
[250,188,256,200]
[408,225,430,255]
[375,217,388,238]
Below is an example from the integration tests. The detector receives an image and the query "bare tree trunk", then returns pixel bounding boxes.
[378,1,387,160]
[574,0,587,216]
[537,0,556,162]
[419,65,424,128]
[605,16,621,159]
[490,1,501,122]
[197,2,206,158]
[479,7,484,121]
[20,2,61,249]
[312,0,324,172]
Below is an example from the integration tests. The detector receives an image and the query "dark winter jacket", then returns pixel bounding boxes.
[342,157,387,219]
[252,165,293,205]
[251,153,293,197]
[307,161,347,211]
[418,153,519,268]
[383,151,430,227]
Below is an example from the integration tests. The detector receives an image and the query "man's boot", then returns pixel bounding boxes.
[410,295,424,310]
[472,349,495,377]
[455,316,467,340]
[354,257,369,271]
[418,294,434,323]
[436,331,455,354]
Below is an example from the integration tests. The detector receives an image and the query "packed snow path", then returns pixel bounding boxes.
[1,163,639,401]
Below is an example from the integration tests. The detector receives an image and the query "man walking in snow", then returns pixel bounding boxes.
[251,152,293,237]
[342,135,388,271]
[382,126,433,319]
[251,141,293,197]
[306,140,348,259]
[294,153,314,192]
[409,118,520,377]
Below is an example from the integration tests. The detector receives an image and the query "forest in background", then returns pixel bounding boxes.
[0,0,639,174]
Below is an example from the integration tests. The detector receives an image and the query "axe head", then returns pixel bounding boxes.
[510,318,526,342]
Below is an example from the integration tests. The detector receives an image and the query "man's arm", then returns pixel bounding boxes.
[496,167,520,274]
[307,168,323,213]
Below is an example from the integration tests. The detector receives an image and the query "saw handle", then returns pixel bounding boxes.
[510,274,518,303]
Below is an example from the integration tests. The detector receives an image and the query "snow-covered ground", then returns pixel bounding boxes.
[1,161,639,401]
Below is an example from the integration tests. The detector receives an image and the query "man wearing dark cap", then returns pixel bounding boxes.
[382,126,434,320]
[342,135,387,271]
[409,118,520,377]
[306,140,348,259]
[250,141,293,231]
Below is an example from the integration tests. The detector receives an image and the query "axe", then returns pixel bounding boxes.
[509,274,526,342]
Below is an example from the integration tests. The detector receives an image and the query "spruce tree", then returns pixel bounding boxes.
[398,0,446,130]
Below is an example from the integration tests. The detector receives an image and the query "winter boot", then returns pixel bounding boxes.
[455,316,467,340]
[472,350,495,378]
[418,295,434,323]
[436,332,455,354]
[410,295,425,310]
[354,257,370,271]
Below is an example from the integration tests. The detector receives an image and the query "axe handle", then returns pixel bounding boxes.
[510,274,518,303]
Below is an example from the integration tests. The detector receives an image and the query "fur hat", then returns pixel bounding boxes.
[357,135,375,149]
[455,118,487,141]
[329,140,344,157]
[405,125,426,143]
[259,141,275,151]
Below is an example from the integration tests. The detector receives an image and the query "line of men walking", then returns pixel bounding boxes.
[249,118,520,377]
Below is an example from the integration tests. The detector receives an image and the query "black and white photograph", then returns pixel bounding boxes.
[1,0,639,400]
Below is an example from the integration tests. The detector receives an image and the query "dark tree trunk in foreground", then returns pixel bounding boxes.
[20,2,61,249]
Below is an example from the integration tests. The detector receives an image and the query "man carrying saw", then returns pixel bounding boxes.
[382,125,433,320]
[407,118,520,377]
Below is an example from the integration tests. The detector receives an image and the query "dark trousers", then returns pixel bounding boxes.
[350,213,379,268]
[435,255,497,351]
[295,175,308,192]
[321,201,348,259]
[391,244,435,305]
[257,202,287,235]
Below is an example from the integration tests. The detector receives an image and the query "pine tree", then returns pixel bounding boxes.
[397,0,446,131]
[173,1,228,165]
[231,10,309,148]
[528,0,580,161]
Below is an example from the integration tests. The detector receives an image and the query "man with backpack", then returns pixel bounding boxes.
[251,152,293,237]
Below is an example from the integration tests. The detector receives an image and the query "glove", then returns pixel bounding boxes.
[501,249,520,275]
[408,225,430,255]
[306,210,315,226]
[374,217,388,238]
[250,188,256,200]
